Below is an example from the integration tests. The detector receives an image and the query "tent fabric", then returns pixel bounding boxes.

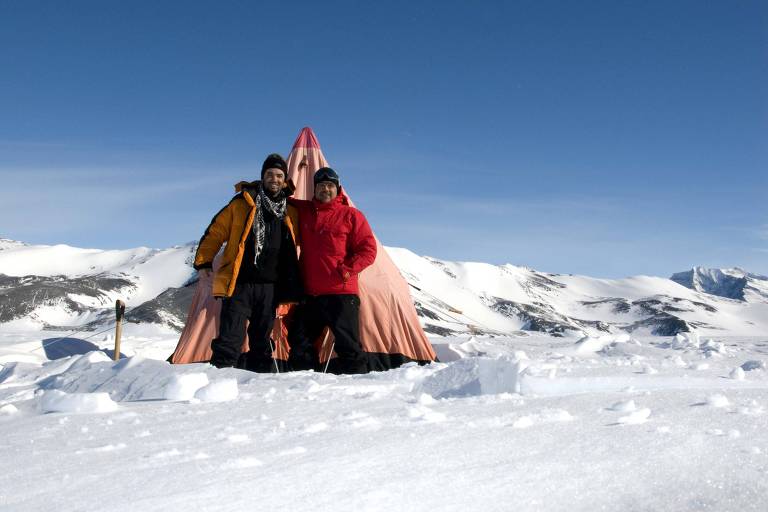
[286,126,327,202]
[168,259,222,363]
[169,126,435,368]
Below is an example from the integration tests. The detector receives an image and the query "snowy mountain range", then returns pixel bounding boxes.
[1,238,766,337]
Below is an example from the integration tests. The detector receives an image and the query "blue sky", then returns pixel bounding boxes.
[1,0,766,278]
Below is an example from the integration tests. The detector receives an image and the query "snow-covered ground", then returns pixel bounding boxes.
[1,329,767,511]
[2,239,767,510]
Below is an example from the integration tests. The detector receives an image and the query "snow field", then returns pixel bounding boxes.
[0,332,767,511]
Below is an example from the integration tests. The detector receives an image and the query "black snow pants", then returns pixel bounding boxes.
[210,282,276,371]
[288,294,369,374]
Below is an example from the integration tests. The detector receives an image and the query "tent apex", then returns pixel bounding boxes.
[292,126,321,150]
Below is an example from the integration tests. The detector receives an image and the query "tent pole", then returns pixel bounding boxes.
[268,337,280,374]
[322,341,335,374]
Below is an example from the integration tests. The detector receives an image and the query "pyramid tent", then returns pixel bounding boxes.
[170,127,435,368]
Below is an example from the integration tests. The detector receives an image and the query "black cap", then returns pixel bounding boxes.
[261,153,287,178]
[314,167,340,188]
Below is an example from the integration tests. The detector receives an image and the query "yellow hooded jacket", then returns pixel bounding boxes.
[193,181,300,298]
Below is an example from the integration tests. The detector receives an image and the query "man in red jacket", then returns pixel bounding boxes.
[288,167,377,374]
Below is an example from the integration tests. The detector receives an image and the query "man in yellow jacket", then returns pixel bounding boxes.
[193,154,302,371]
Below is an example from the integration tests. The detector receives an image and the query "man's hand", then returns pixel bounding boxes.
[337,264,352,283]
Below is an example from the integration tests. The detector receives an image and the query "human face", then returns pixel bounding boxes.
[263,168,286,197]
[314,181,338,203]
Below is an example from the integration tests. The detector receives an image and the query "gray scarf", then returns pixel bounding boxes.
[252,186,287,264]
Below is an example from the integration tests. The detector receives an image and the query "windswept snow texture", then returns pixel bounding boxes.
[1,333,768,511]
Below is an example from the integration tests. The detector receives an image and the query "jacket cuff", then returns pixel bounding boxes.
[194,262,213,271]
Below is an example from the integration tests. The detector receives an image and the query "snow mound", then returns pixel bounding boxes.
[671,331,701,350]
[194,378,238,403]
[39,389,118,414]
[163,373,210,401]
[609,399,637,412]
[729,367,746,381]
[703,340,728,356]
[416,357,522,398]
[616,408,651,425]
[707,394,730,408]
[0,352,247,406]
[0,403,19,415]
[575,334,632,354]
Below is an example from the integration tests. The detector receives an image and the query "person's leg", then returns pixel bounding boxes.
[245,283,277,372]
[286,298,325,371]
[319,294,369,374]
[210,284,252,368]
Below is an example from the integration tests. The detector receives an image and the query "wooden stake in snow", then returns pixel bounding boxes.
[114,300,125,361]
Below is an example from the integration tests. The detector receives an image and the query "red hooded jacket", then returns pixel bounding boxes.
[289,192,377,296]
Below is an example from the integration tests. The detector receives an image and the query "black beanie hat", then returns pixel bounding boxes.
[261,153,287,178]
[314,167,340,188]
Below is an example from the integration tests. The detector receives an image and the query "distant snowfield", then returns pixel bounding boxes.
[1,328,768,511]
[385,247,768,337]
[2,239,767,336]
[0,239,196,308]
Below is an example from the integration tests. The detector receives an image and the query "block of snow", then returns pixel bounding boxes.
[706,394,730,408]
[0,404,19,415]
[416,357,521,398]
[729,367,746,381]
[39,390,118,414]
[610,400,637,412]
[163,373,209,401]
[194,378,238,403]
[512,416,535,429]
[617,408,651,425]
[672,332,700,350]
[575,335,613,354]
[701,339,727,355]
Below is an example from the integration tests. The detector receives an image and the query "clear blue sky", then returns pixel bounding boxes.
[1,0,766,278]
